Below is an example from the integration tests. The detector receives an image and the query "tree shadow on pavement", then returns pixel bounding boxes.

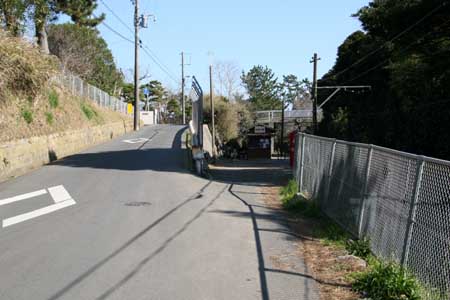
[49,127,190,174]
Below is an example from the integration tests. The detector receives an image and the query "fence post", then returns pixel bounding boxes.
[358,144,374,238]
[323,139,337,206]
[401,157,425,266]
[298,133,306,194]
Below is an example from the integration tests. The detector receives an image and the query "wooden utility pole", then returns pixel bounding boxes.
[280,98,285,157]
[209,65,216,158]
[133,0,140,131]
[181,52,185,125]
[310,53,320,134]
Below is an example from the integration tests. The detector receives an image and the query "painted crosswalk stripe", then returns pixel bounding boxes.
[0,189,47,206]
[2,199,76,228]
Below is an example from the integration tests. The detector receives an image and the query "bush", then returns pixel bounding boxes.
[21,109,33,124]
[280,180,321,218]
[315,223,348,247]
[346,238,372,259]
[353,261,422,300]
[45,112,54,125]
[81,102,97,120]
[48,90,59,108]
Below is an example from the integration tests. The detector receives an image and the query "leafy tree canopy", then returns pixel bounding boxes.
[241,65,280,110]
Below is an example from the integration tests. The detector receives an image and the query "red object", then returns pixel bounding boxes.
[289,131,297,168]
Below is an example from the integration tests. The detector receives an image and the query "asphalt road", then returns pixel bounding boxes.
[0,125,318,300]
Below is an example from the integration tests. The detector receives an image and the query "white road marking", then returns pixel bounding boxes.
[0,189,47,206]
[2,199,76,228]
[1,185,76,228]
[48,185,72,203]
[122,138,150,144]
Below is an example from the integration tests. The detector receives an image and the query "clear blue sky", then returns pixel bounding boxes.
[94,0,369,91]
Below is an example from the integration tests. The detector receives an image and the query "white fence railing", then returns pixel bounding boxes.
[54,73,127,115]
[294,132,450,299]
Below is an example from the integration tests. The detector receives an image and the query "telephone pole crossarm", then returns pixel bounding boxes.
[317,85,371,109]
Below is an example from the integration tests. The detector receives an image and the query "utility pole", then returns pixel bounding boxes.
[209,64,216,158]
[280,98,285,158]
[133,0,140,131]
[310,53,320,134]
[181,52,185,125]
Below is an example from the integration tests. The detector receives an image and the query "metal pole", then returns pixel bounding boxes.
[323,139,337,207]
[209,65,216,158]
[133,0,140,131]
[181,52,185,125]
[311,53,319,134]
[280,99,285,158]
[358,145,374,238]
[401,157,425,266]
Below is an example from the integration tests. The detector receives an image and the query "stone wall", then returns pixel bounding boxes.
[0,120,133,182]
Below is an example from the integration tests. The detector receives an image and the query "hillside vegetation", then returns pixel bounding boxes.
[0,30,129,143]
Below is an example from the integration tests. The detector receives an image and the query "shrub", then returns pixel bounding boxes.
[48,90,59,108]
[346,238,372,259]
[21,109,33,124]
[315,223,348,247]
[353,261,421,300]
[280,180,321,218]
[81,102,97,120]
[45,112,54,125]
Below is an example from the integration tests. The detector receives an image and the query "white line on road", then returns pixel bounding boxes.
[48,185,73,203]
[122,138,150,144]
[0,189,48,206]
[2,199,76,228]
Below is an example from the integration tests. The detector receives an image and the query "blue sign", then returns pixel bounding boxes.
[143,87,150,96]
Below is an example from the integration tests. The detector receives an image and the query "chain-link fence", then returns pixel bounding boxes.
[53,72,127,114]
[294,133,450,299]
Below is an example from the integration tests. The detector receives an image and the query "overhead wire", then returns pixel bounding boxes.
[331,3,445,79]
[97,0,179,84]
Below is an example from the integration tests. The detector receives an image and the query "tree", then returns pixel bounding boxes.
[319,0,450,159]
[29,0,104,53]
[241,65,280,111]
[0,0,27,36]
[213,60,241,102]
[48,23,123,95]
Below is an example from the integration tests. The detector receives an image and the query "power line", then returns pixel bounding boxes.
[332,3,445,79]
[342,18,450,84]
[98,2,179,84]
[99,21,134,44]
[99,0,134,35]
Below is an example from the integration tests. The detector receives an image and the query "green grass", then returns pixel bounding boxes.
[21,109,33,124]
[346,238,372,259]
[280,180,322,218]
[45,112,54,125]
[353,260,422,300]
[81,102,98,120]
[48,90,59,108]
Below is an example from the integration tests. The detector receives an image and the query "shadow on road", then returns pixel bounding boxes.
[49,127,189,173]
[48,181,218,300]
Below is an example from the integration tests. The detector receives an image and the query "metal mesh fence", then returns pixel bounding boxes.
[294,133,450,299]
[53,72,127,115]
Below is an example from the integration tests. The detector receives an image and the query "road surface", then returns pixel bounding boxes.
[0,125,318,300]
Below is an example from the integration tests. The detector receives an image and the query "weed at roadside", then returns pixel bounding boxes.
[21,109,33,124]
[48,90,59,108]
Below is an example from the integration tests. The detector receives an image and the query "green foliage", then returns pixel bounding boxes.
[320,0,450,159]
[346,238,372,259]
[48,23,123,95]
[315,223,349,248]
[45,111,54,125]
[80,102,97,120]
[241,65,280,110]
[0,0,27,36]
[48,90,59,108]
[21,109,33,124]
[353,261,422,300]
[279,180,322,218]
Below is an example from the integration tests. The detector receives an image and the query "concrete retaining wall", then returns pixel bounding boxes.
[0,120,133,182]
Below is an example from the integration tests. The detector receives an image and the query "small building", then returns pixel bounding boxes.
[246,125,275,159]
